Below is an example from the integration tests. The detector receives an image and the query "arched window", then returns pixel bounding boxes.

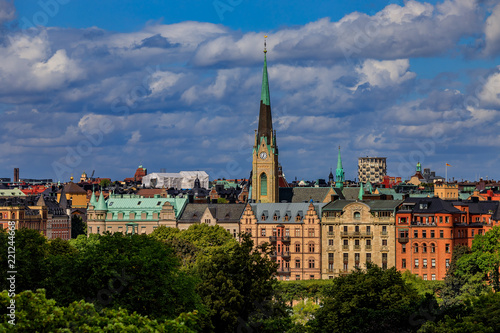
[422,243,427,253]
[414,243,419,253]
[430,243,435,253]
[260,173,267,196]
[354,212,361,220]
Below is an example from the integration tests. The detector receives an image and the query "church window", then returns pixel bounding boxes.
[260,173,267,196]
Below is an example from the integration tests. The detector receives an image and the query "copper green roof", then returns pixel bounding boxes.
[104,195,188,220]
[261,52,270,106]
[96,192,107,211]
[90,190,97,207]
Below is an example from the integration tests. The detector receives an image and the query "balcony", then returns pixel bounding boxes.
[340,231,373,238]
[342,245,349,250]
[270,251,290,260]
[365,245,372,250]
[327,231,335,238]
[269,236,291,243]
[381,246,389,252]
[380,231,389,237]
[398,237,409,243]
[354,245,361,250]
[411,222,437,227]
[277,267,291,275]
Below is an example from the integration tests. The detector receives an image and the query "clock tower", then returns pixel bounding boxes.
[251,37,279,203]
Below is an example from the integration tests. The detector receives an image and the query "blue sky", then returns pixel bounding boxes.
[2,0,500,183]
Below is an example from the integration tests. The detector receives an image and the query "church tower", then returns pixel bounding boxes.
[251,37,279,203]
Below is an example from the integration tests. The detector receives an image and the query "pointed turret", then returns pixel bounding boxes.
[59,186,68,209]
[96,190,107,211]
[36,194,47,207]
[335,146,345,189]
[366,180,373,194]
[257,37,273,145]
[90,188,97,208]
[358,182,364,200]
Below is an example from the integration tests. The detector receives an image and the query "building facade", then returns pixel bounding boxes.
[241,202,325,280]
[177,203,245,238]
[87,193,188,235]
[320,200,401,279]
[358,157,387,183]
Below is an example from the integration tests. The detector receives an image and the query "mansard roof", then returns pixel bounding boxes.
[403,197,462,214]
[322,200,403,212]
[249,202,326,223]
[178,203,246,223]
[103,195,188,218]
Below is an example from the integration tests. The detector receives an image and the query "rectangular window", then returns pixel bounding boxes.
[295,228,300,237]
[285,228,290,236]
[295,259,300,268]
[423,259,427,268]
[431,259,436,268]
[422,230,427,238]
[414,259,419,268]
[366,226,371,234]
[308,259,315,268]
[296,275,300,281]
[423,274,428,281]
[261,228,266,236]
[382,226,387,235]
[366,253,371,263]
[382,239,387,246]
[414,230,418,238]
[446,244,450,253]
[445,216,449,223]
[343,226,348,233]
[402,258,406,268]
[295,244,300,252]
[308,228,314,237]
[440,230,444,238]
[471,229,474,237]
[446,259,450,268]
[431,230,435,238]
[309,243,315,253]
[328,239,334,246]
[402,244,406,253]
[431,274,436,281]
[439,216,443,223]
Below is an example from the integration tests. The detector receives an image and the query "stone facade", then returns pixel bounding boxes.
[321,200,401,279]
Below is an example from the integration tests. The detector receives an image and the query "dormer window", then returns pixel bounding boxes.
[419,203,428,210]
[261,214,266,221]
[273,214,279,221]
[354,212,361,220]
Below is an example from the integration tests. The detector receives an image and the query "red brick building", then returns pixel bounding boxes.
[396,197,500,280]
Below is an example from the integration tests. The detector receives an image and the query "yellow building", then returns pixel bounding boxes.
[57,181,88,209]
[434,182,459,200]
[320,200,402,279]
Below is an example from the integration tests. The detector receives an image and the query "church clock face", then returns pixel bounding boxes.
[259,152,267,159]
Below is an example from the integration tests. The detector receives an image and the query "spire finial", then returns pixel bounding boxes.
[264,35,267,53]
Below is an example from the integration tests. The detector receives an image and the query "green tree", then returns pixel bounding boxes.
[307,264,428,333]
[456,226,500,292]
[100,179,111,188]
[0,228,48,293]
[217,197,228,204]
[291,298,320,325]
[418,292,500,333]
[194,234,285,332]
[44,233,201,321]
[0,289,199,332]
[71,215,87,238]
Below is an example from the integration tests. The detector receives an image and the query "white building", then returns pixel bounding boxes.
[142,171,209,189]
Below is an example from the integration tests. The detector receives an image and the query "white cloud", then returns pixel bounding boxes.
[355,59,416,89]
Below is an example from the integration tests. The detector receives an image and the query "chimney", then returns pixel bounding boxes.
[14,168,19,183]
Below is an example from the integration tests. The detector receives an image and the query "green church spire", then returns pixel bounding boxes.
[257,36,273,145]
[358,182,364,200]
[335,146,345,188]
[261,36,270,106]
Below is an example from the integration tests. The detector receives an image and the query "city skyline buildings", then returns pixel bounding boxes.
[1,1,500,182]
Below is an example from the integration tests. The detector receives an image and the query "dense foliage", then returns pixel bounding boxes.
[1,225,500,332]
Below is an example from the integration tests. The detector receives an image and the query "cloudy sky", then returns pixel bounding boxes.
[2,0,500,183]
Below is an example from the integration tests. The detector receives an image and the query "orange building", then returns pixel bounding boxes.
[396,197,500,280]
